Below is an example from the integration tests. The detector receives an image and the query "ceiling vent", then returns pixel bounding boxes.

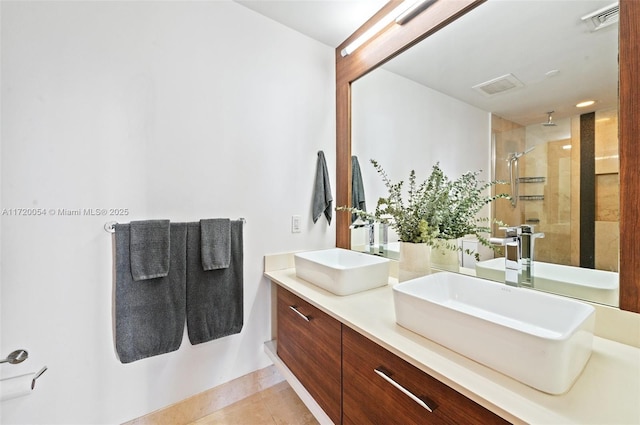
[581,2,619,32]
[472,74,524,97]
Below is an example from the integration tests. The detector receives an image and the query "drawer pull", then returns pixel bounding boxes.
[289,305,311,322]
[374,367,434,413]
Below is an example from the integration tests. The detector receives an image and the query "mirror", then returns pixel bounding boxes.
[336,0,640,311]
[350,0,619,305]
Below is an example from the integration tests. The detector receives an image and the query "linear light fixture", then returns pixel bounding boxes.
[340,0,438,57]
[395,0,438,24]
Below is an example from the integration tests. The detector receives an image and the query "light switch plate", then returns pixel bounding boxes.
[291,215,301,233]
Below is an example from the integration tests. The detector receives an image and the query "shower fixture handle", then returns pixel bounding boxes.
[506,146,535,208]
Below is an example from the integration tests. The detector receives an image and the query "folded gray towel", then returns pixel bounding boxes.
[312,150,333,224]
[114,223,187,363]
[186,220,243,345]
[351,156,367,223]
[129,220,170,281]
[200,218,230,270]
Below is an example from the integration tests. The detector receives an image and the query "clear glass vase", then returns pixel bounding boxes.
[431,238,460,273]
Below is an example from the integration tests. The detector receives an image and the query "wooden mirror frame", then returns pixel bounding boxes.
[335,0,640,313]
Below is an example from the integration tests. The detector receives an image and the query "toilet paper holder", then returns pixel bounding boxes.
[0,366,48,401]
[31,366,48,390]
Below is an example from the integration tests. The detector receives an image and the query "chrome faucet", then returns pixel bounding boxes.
[350,219,375,250]
[349,219,389,255]
[490,225,544,286]
[519,225,544,284]
[378,222,389,255]
[490,226,522,286]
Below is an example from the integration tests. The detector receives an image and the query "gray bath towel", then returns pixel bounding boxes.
[312,150,333,224]
[200,219,230,270]
[114,223,187,363]
[129,220,170,281]
[351,156,366,223]
[186,220,243,345]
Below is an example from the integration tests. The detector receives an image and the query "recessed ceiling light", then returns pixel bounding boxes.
[576,100,596,108]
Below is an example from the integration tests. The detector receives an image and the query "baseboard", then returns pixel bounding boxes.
[122,364,284,425]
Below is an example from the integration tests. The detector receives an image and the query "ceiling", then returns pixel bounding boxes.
[236,0,619,126]
[235,0,388,48]
[382,0,619,126]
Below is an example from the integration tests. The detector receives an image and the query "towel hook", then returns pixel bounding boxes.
[0,349,28,365]
[104,221,117,233]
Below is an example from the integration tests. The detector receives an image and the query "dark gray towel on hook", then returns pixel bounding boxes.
[186,220,243,345]
[114,223,187,363]
[312,150,333,224]
[200,218,230,270]
[129,220,170,281]
[351,156,366,223]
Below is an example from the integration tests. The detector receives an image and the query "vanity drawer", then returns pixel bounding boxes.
[342,326,509,425]
[277,287,342,424]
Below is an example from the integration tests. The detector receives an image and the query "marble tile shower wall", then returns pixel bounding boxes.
[492,108,619,272]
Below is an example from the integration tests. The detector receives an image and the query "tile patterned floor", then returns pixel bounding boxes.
[189,381,319,425]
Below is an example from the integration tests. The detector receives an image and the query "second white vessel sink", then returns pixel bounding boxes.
[475,258,619,305]
[294,248,390,296]
[393,272,595,394]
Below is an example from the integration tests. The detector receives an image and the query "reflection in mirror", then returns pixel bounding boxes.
[350,0,619,306]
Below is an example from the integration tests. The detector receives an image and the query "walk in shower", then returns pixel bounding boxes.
[491,109,619,272]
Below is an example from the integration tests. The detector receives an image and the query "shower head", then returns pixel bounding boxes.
[542,111,557,127]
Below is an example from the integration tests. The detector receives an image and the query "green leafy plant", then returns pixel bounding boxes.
[434,167,510,255]
[339,160,509,257]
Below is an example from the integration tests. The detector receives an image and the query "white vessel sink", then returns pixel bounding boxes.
[393,272,595,394]
[294,248,390,296]
[475,258,619,305]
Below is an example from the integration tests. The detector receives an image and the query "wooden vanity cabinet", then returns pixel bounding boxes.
[276,287,342,424]
[342,326,509,425]
[276,285,509,425]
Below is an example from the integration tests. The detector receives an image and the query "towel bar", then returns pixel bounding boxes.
[105,218,246,233]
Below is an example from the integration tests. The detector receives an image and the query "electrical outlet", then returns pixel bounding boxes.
[291,215,301,233]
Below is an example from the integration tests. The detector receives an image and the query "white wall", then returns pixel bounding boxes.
[352,68,491,216]
[0,2,335,423]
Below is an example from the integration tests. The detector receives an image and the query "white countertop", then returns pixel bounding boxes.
[265,267,640,425]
